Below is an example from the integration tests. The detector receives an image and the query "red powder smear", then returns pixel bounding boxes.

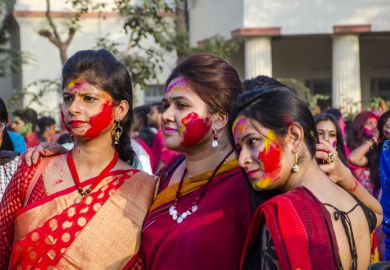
[282,114,294,126]
[55,179,64,185]
[85,101,114,138]
[180,112,211,148]
[166,77,187,93]
[258,140,282,182]
[61,110,71,133]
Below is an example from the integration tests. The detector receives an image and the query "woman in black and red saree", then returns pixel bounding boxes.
[229,79,383,270]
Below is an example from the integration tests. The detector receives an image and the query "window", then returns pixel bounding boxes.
[305,79,332,110]
[371,78,390,101]
[144,85,164,104]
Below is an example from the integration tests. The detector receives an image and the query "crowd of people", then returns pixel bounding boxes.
[0,49,389,269]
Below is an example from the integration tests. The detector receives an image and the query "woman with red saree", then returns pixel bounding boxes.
[0,49,156,269]
[229,80,383,270]
[139,54,257,270]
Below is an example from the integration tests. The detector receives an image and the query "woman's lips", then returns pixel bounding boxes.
[246,169,260,178]
[68,120,85,128]
[163,127,178,135]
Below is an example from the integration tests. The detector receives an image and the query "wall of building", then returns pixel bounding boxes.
[189,0,243,44]
[243,0,390,34]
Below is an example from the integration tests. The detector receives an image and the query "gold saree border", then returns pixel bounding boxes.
[55,170,156,269]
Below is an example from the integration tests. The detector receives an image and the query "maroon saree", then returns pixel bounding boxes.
[140,156,254,270]
[241,186,341,270]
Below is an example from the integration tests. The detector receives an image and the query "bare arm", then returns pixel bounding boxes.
[316,139,383,227]
[348,140,373,167]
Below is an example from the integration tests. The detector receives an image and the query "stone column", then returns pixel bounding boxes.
[332,34,361,112]
[245,37,272,79]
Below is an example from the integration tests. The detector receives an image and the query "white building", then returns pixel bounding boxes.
[189,0,390,111]
[0,0,176,116]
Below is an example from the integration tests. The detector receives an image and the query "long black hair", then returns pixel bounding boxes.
[0,97,15,151]
[62,49,134,163]
[314,112,348,166]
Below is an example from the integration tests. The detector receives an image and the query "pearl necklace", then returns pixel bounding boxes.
[168,150,234,224]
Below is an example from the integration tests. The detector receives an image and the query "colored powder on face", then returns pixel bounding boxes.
[232,116,249,142]
[166,77,188,93]
[255,130,282,189]
[61,110,71,133]
[180,112,211,148]
[85,101,115,138]
[67,78,86,92]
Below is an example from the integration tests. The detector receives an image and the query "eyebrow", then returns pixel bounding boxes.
[162,96,188,102]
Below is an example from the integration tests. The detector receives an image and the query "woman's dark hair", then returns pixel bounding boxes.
[229,78,318,158]
[368,110,390,192]
[347,111,378,151]
[166,53,243,113]
[314,112,348,166]
[0,97,15,151]
[377,110,390,141]
[62,49,134,163]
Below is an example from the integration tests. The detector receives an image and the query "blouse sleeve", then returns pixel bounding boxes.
[380,140,390,260]
[0,159,38,270]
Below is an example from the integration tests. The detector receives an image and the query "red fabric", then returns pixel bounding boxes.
[151,129,179,172]
[9,171,134,268]
[25,132,41,148]
[241,187,341,270]
[140,162,253,270]
[0,158,44,270]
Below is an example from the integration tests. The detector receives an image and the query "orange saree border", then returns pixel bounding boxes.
[150,159,238,211]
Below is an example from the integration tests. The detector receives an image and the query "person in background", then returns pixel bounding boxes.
[315,112,348,166]
[37,116,56,143]
[0,150,19,200]
[380,140,390,260]
[11,108,41,148]
[133,104,156,149]
[0,98,26,154]
[148,101,179,173]
[348,111,379,196]
[323,108,350,157]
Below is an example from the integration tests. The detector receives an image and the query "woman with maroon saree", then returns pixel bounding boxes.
[0,49,156,269]
[229,79,383,270]
[139,54,254,270]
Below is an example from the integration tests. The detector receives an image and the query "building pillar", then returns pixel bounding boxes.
[245,37,272,78]
[231,27,280,80]
[331,25,371,112]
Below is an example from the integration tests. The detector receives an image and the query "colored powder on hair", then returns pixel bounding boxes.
[166,77,188,93]
[232,116,249,142]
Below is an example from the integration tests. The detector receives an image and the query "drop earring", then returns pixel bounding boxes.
[112,121,123,145]
[212,129,219,148]
[291,151,300,173]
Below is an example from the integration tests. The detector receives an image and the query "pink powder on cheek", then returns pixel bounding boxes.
[180,112,211,148]
[166,77,188,93]
[85,101,115,138]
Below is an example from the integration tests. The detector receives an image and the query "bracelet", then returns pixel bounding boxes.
[347,180,359,193]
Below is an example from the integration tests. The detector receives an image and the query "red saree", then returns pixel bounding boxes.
[140,156,254,270]
[241,186,341,270]
[0,155,156,269]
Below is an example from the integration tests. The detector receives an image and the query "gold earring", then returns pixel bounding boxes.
[112,121,123,145]
[291,151,300,173]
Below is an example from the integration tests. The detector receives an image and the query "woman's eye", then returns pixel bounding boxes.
[330,133,336,138]
[161,103,170,111]
[176,103,188,110]
[248,138,259,147]
[84,96,97,102]
[63,95,73,103]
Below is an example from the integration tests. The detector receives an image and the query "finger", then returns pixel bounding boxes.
[319,163,332,175]
[318,139,334,151]
[24,148,34,166]
[315,151,328,161]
